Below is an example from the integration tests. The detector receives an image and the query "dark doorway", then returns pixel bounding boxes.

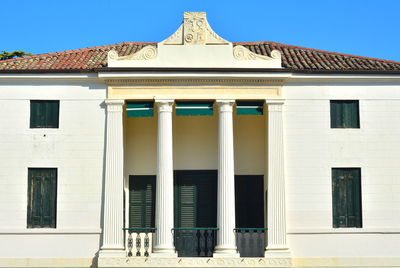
[174,170,218,257]
[235,175,265,257]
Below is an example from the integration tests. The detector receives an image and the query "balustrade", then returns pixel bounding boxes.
[234,228,267,257]
[124,228,156,257]
[172,228,218,257]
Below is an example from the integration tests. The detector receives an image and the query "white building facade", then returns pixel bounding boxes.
[1,12,400,268]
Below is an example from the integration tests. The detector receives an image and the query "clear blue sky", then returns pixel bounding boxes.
[2,0,400,62]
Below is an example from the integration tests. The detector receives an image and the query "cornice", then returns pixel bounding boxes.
[104,78,285,87]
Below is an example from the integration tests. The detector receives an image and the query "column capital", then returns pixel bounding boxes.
[154,99,174,104]
[266,99,285,112]
[155,99,174,112]
[105,99,125,106]
[216,100,235,113]
[216,99,235,105]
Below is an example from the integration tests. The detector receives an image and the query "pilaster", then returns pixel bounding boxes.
[214,100,239,257]
[100,99,125,257]
[265,99,290,259]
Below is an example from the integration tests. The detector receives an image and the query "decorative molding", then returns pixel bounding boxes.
[233,46,281,61]
[0,229,101,235]
[108,46,157,62]
[98,257,291,267]
[105,78,285,86]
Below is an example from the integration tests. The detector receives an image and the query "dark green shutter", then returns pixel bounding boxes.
[236,101,264,115]
[126,102,154,117]
[129,176,156,228]
[174,170,217,228]
[175,102,214,116]
[27,168,57,228]
[332,168,362,228]
[235,175,264,228]
[30,100,59,128]
[330,100,359,128]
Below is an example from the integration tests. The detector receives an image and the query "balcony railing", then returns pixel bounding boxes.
[234,228,267,257]
[172,227,218,257]
[124,228,156,257]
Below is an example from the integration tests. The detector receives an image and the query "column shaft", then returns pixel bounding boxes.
[265,99,290,257]
[100,99,125,257]
[153,100,176,256]
[214,100,238,257]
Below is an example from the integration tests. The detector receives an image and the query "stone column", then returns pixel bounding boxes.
[265,99,290,258]
[152,99,176,257]
[214,100,239,257]
[99,99,125,257]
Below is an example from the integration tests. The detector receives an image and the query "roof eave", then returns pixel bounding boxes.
[1,67,400,75]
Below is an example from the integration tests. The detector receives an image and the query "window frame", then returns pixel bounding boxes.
[30,100,60,128]
[330,100,360,128]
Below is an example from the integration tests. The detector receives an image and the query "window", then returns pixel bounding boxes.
[332,168,362,228]
[330,100,359,128]
[27,168,57,228]
[30,100,59,128]
[129,175,156,228]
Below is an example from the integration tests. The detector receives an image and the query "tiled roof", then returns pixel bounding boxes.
[1,41,400,72]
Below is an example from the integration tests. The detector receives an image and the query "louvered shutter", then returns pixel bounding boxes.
[332,168,362,228]
[174,170,217,228]
[27,168,57,228]
[45,101,59,128]
[332,169,347,227]
[343,101,359,128]
[30,101,59,128]
[129,176,156,228]
[330,100,359,128]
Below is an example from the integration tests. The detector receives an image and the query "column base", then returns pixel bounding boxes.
[265,246,291,258]
[152,246,177,258]
[213,246,240,258]
[98,248,126,258]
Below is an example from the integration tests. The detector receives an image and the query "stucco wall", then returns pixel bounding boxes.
[0,79,106,259]
[283,79,400,259]
[124,106,265,176]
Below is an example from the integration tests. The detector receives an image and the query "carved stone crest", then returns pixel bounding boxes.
[161,12,229,45]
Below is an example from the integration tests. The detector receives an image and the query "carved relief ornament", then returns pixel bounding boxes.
[161,12,229,45]
[107,45,157,62]
[233,45,281,61]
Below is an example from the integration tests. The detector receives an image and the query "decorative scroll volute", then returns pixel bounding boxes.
[233,45,282,61]
[107,46,157,62]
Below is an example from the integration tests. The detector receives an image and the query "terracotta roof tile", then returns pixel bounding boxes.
[0,41,399,72]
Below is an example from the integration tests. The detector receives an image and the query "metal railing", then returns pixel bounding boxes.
[234,228,267,257]
[124,228,156,257]
[172,227,218,257]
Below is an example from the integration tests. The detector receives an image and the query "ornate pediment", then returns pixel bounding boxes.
[161,12,229,45]
[107,12,282,68]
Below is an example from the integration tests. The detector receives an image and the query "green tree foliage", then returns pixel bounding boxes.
[0,51,33,60]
